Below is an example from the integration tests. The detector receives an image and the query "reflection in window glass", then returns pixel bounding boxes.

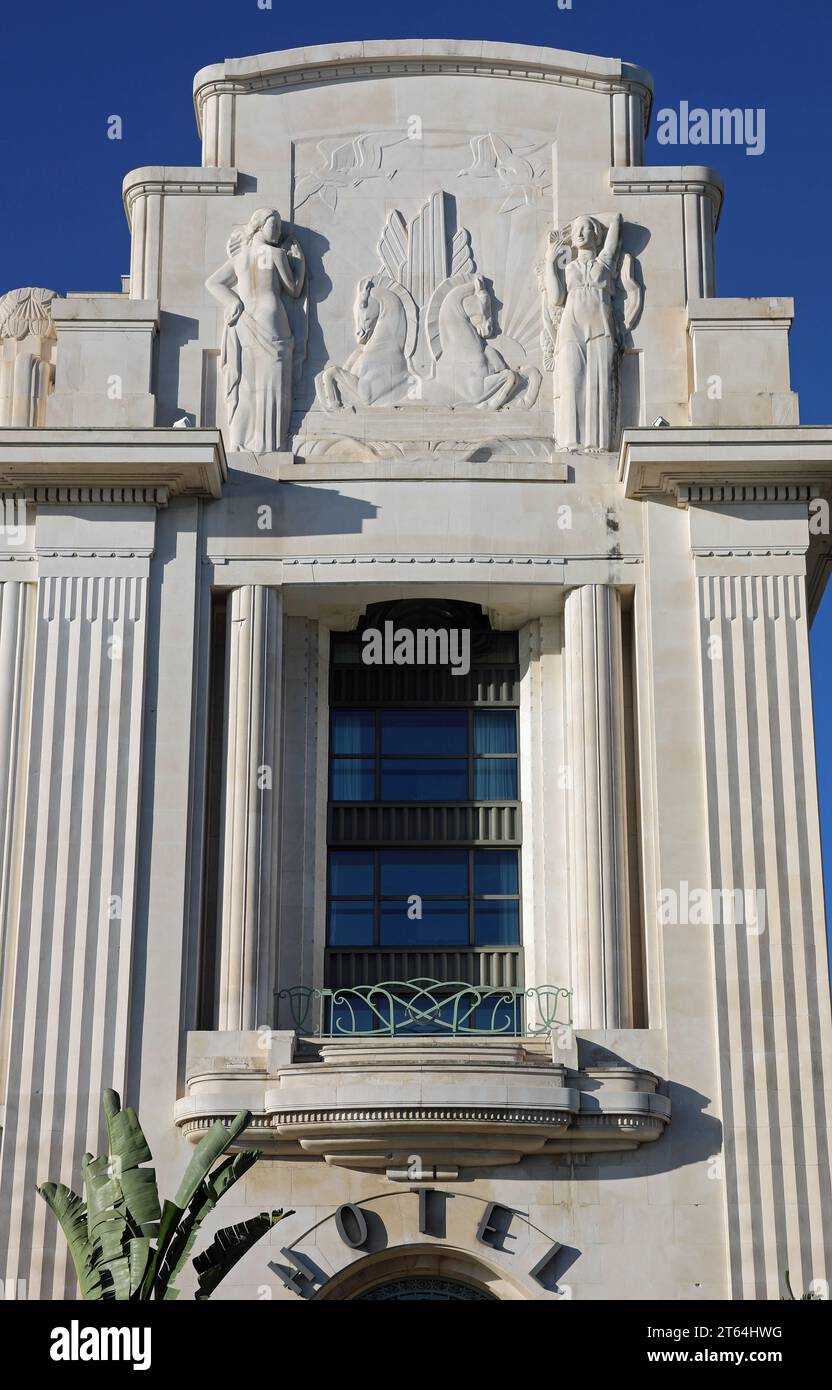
[380,759,467,801]
[380,848,468,897]
[331,710,375,755]
[327,900,374,946]
[381,710,467,755]
[474,849,519,896]
[474,710,517,754]
[474,900,520,946]
[473,760,517,800]
[330,759,375,801]
[380,900,469,946]
[329,850,374,896]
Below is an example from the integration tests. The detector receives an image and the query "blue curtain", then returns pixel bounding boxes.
[474,849,519,895]
[331,710,375,754]
[474,710,516,753]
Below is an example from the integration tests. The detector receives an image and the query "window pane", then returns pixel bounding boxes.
[380,848,468,897]
[331,710,375,755]
[327,900,374,945]
[329,850,374,896]
[381,758,467,800]
[474,759,517,800]
[474,710,516,754]
[474,849,519,896]
[380,710,467,755]
[327,997,379,1035]
[380,899,469,946]
[331,759,375,801]
[475,901,520,945]
[471,996,522,1034]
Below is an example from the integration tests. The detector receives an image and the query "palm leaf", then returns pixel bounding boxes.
[139,1199,184,1300]
[156,1151,261,1297]
[103,1089,153,1168]
[37,1182,99,1300]
[172,1111,251,1210]
[128,1238,152,1298]
[102,1089,160,1234]
[98,1254,133,1301]
[83,1154,129,1258]
[193,1211,287,1301]
[119,1167,161,1237]
[41,1093,268,1302]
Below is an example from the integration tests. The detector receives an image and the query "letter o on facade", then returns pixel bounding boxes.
[335,1203,370,1249]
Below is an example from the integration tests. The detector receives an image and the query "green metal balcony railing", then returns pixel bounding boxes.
[275,978,572,1038]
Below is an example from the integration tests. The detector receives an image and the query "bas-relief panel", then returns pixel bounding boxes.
[289,127,555,459]
[202,126,645,458]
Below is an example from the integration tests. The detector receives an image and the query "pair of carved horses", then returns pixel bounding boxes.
[315,273,541,411]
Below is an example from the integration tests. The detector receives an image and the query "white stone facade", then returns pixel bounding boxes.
[0,39,830,1302]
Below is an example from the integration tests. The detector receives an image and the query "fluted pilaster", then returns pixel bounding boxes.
[0,574,148,1297]
[218,585,282,1030]
[698,570,832,1298]
[564,584,633,1028]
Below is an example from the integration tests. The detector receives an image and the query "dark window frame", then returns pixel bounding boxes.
[326,846,522,949]
[329,707,520,804]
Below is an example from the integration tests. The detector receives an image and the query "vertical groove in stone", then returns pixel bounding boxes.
[217,585,282,1031]
[697,571,832,1299]
[0,574,148,1297]
[129,195,147,300]
[0,582,32,1115]
[564,584,632,1028]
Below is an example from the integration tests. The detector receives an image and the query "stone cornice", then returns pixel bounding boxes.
[619,427,832,502]
[193,40,654,134]
[177,1030,670,1169]
[121,166,238,226]
[0,428,227,500]
[686,296,794,330]
[610,165,724,226]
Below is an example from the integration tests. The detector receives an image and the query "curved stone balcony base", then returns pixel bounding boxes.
[176,1031,670,1174]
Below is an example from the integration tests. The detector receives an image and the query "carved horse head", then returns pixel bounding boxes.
[354,276,382,344]
[462,276,494,341]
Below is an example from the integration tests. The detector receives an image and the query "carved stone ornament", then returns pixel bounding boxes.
[315,191,541,415]
[457,134,553,213]
[206,208,307,453]
[540,213,643,452]
[0,287,58,427]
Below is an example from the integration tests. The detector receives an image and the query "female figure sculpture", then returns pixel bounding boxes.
[206,208,306,453]
[543,212,641,451]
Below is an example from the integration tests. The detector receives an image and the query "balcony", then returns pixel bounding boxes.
[276,979,571,1036]
[175,980,670,1176]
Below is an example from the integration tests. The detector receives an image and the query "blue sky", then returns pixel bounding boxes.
[2,0,831,919]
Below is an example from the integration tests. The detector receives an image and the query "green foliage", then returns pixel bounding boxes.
[38,1090,291,1301]
[782,1269,822,1301]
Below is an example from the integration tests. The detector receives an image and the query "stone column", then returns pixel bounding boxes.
[218,585,282,1030]
[564,584,632,1028]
